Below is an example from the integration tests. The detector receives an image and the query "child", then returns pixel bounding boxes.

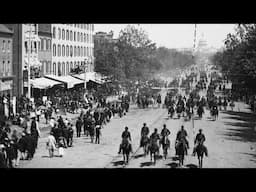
[58,142,65,157]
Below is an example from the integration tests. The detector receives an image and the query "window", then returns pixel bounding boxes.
[66,62,69,74]
[84,34,86,42]
[66,30,69,40]
[78,46,80,57]
[48,39,51,50]
[77,32,80,42]
[53,62,56,75]
[74,46,76,57]
[70,62,73,70]
[41,38,44,50]
[58,28,61,39]
[25,41,28,53]
[87,34,89,43]
[7,60,10,75]
[66,45,69,56]
[62,62,65,75]
[58,62,61,76]
[81,47,83,56]
[58,44,61,56]
[70,45,73,57]
[70,30,73,41]
[45,39,48,51]
[7,40,11,52]
[53,44,56,56]
[53,27,56,38]
[38,41,40,51]
[34,41,37,53]
[87,47,89,56]
[74,32,76,41]
[3,61,5,75]
[62,45,65,56]
[62,29,65,40]
[74,61,76,68]
[84,46,86,56]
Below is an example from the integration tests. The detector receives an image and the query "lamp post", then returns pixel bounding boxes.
[27,24,32,99]
[84,58,88,91]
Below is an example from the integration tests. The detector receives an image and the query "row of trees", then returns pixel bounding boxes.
[94,25,195,82]
[211,24,256,95]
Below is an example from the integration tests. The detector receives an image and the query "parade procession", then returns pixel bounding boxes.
[1,23,256,169]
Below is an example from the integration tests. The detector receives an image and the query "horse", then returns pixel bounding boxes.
[140,135,150,156]
[175,139,187,167]
[160,136,170,159]
[121,141,132,164]
[197,106,204,119]
[194,142,208,168]
[176,105,183,119]
[148,140,159,164]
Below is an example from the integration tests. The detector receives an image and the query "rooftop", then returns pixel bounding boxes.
[0,24,13,34]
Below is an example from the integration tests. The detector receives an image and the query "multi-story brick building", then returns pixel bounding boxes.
[51,24,95,76]
[38,24,52,76]
[0,24,13,118]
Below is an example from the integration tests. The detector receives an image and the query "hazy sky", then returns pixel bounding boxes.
[95,24,236,49]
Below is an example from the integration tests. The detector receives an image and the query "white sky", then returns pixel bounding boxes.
[95,24,236,49]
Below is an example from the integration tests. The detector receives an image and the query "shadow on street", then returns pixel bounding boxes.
[222,111,256,142]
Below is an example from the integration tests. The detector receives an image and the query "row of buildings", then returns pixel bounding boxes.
[0,24,96,118]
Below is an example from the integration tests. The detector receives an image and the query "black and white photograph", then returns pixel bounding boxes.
[0,23,256,169]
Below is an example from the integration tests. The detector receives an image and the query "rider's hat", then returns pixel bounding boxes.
[143,123,146,126]
[125,126,128,130]
[199,129,202,132]
[154,128,157,132]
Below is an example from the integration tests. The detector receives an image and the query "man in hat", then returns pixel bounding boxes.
[75,117,83,138]
[95,125,101,144]
[0,144,7,168]
[46,131,56,158]
[118,127,132,154]
[193,129,207,156]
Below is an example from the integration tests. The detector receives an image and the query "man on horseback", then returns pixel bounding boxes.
[140,123,150,147]
[160,124,170,138]
[118,127,132,154]
[192,129,208,156]
[175,125,189,155]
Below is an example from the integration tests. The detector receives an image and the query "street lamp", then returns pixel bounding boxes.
[84,58,88,91]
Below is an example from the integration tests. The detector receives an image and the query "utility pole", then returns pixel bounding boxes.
[27,24,32,99]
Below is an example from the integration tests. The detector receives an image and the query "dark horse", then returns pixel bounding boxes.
[210,107,218,121]
[140,135,150,156]
[121,141,132,164]
[168,106,175,119]
[195,142,208,168]
[175,139,187,167]
[149,140,159,164]
[176,105,183,119]
[160,136,170,159]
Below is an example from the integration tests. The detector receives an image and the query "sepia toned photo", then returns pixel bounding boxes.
[0,24,255,168]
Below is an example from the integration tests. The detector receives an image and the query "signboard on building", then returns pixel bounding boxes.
[0,80,12,91]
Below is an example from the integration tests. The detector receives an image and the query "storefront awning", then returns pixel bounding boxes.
[72,72,103,84]
[44,75,84,89]
[30,77,62,89]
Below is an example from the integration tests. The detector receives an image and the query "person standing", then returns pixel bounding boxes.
[76,117,83,138]
[46,132,56,158]
[36,108,41,122]
[0,144,7,168]
[95,125,101,144]
[30,117,40,149]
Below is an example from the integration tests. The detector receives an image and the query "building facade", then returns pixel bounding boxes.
[51,24,94,76]
[38,24,52,76]
[0,24,13,118]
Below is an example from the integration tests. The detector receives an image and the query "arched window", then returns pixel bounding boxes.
[74,46,76,57]
[70,61,73,70]
[77,32,80,42]
[77,61,80,66]
[87,34,89,43]
[62,62,65,76]
[62,45,65,56]
[53,44,56,56]
[78,46,80,57]
[81,47,83,56]
[74,32,76,41]
[84,46,86,56]
[62,29,65,40]
[41,38,44,50]
[66,45,69,57]
[58,62,61,76]
[66,30,69,40]
[66,62,69,74]
[70,30,73,41]
[58,44,61,56]
[53,27,56,38]
[84,34,86,42]
[48,39,51,50]
[74,61,76,68]
[70,45,73,57]
[58,28,61,39]
[53,62,56,75]
[87,47,89,56]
